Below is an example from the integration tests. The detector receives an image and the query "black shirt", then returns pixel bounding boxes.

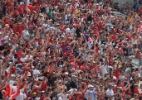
[123,47,129,56]
[76,28,81,38]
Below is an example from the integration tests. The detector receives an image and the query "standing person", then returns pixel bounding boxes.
[85,84,98,100]
[0,32,4,51]
[105,83,115,100]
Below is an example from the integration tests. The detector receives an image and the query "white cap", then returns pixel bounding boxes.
[64,72,69,75]
[31,66,34,69]
[27,72,31,76]
[113,76,117,80]
[11,74,16,77]
[66,28,71,33]
[88,84,94,88]
[72,75,77,78]
[5,24,9,27]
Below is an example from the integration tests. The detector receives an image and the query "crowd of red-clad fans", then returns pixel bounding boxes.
[0,0,142,100]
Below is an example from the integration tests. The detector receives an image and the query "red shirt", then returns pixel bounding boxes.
[17,5,24,15]
[98,23,104,31]
[13,24,25,35]
[134,88,139,95]
[112,34,118,41]
[40,82,47,91]
[139,8,142,15]
[94,46,99,53]
[37,0,42,5]
[92,24,98,30]
[3,18,12,26]
[114,69,120,79]
[135,52,141,58]
[26,5,34,13]
[80,65,86,71]
[10,66,16,74]
[34,5,40,13]
[54,0,59,6]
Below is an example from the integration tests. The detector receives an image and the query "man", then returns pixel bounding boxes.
[105,83,115,100]
[85,84,98,100]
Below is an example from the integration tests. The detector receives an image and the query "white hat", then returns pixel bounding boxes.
[11,74,16,77]
[66,28,71,33]
[39,13,43,16]
[77,70,82,73]
[31,66,34,69]
[64,72,69,75]
[5,24,9,27]
[61,35,65,38]
[88,84,94,88]
[27,72,31,76]
[113,76,117,80]
[20,2,24,5]
[72,75,77,78]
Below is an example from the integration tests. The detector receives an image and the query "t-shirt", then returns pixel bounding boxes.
[17,5,24,15]
[85,90,98,100]
[26,5,34,13]
[106,89,115,100]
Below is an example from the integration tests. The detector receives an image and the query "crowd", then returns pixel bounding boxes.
[0,0,142,100]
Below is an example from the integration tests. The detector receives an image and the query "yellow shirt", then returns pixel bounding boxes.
[75,8,80,17]
[127,16,134,24]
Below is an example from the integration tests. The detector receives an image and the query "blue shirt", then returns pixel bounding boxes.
[85,90,98,100]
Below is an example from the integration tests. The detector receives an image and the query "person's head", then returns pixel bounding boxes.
[88,84,94,90]
[108,83,114,89]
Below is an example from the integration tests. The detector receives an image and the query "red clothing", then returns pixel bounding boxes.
[13,24,25,35]
[139,8,142,15]
[134,88,139,95]
[17,5,24,15]
[112,34,118,41]
[135,52,141,58]
[54,0,59,6]
[94,46,99,53]
[76,92,85,100]
[34,5,40,13]
[80,65,86,71]
[37,0,42,5]
[3,17,12,26]
[26,5,34,13]
[10,66,16,74]
[40,82,47,91]
[98,23,104,31]
[114,69,120,79]
[12,10,19,18]
[92,24,98,30]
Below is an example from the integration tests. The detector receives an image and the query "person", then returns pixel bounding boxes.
[85,84,98,100]
[0,0,142,100]
[105,83,115,100]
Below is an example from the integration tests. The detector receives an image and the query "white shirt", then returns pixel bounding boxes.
[58,93,69,100]
[100,65,108,78]
[22,29,30,40]
[25,0,30,5]
[8,53,15,61]
[75,2,79,8]
[33,69,40,76]
[85,90,98,100]
[16,92,27,100]
[106,88,115,100]
[20,55,29,62]
[9,80,15,85]
[68,88,77,94]
[3,35,9,43]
